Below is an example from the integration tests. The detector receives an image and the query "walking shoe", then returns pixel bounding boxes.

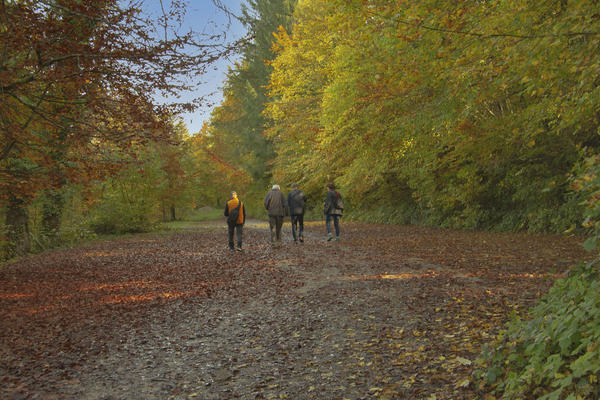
[335,237,339,242]
[236,247,243,252]
[294,240,298,244]
[299,235,304,243]
[228,247,235,252]
[327,233,333,241]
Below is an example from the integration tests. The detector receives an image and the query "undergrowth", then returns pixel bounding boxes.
[475,261,600,399]
[474,153,600,399]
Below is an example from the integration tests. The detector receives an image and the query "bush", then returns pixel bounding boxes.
[88,205,161,234]
[475,261,600,399]
[475,153,600,399]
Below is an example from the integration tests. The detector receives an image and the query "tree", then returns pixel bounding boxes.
[157,118,190,222]
[263,0,600,231]
[208,0,296,186]
[0,0,240,256]
[182,120,252,213]
[263,0,336,199]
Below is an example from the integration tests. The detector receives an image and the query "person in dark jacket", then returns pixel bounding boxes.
[263,185,289,247]
[224,191,247,252]
[287,183,307,244]
[323,183,343,242]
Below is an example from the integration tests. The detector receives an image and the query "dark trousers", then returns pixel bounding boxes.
[326,214,340,237]
[268,216,284,246]
[291,214,304,241]
[228,224,243,249]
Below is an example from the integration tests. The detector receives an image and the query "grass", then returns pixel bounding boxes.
[162,209,224,229]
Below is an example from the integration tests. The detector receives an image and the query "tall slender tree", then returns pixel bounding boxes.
[210,0,296,186]
[264,0,336,198]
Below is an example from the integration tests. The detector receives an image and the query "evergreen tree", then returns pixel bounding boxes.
[212,0,297,185]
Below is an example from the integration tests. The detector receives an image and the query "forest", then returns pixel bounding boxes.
[209,0,600,236]
[2,0,600,398]
[4,0,600,255]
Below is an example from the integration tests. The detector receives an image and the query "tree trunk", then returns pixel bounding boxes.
[41,189,65,247]
[5,197,30,258]
[167,182,176,221]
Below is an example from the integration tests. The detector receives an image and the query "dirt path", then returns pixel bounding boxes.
[0,221,592,400]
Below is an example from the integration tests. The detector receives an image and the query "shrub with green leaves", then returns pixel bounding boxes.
[475,154,600,399]
[86,148,168,234]
[475,261,600,399]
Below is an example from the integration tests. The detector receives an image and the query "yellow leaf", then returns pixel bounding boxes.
[455,379,471,388]
[457,357,472,365]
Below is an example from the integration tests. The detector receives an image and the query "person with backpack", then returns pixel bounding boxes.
[323,183,343,242]
[287,183,307,244]
[224,191,246,252]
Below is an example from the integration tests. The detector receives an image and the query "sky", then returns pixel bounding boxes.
[141,0,248,134]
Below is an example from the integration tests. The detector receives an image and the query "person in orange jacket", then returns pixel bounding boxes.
[224,191,247,252]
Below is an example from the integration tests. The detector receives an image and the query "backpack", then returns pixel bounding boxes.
[334,192,344,210]
[227,200,242,226]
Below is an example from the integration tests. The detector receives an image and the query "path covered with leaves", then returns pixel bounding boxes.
[0,221,592,400]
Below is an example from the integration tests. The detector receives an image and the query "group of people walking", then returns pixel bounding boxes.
[223,183,344,251]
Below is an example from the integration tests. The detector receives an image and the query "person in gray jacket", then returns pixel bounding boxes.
[263,185,289,248]
[287,183,307,244]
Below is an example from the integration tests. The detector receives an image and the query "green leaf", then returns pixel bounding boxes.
[583,237,598,252]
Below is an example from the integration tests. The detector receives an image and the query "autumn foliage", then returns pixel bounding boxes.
[0,0,240,256]
[198,0,600,233]
[3,0,600,398]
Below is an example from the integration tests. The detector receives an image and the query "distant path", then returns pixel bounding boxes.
[0,221,592,399]
[186,216,295,228]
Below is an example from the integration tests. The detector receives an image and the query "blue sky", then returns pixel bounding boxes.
[140,0,248,134]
